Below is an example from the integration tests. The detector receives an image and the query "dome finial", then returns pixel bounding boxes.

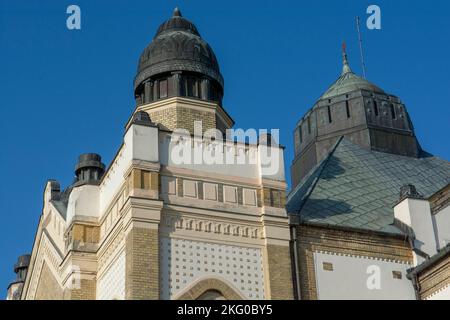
[342,41,352,75]
[173,7,182,17]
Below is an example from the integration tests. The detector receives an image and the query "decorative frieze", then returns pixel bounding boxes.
[98,229,125,272]
[162,213,262,240]
[27,231,63,300]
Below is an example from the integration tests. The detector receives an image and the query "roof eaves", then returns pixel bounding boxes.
[291,219,409,240]
[407,243,450,278]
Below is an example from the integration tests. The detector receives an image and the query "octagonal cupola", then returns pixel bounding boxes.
[291,45,421,187]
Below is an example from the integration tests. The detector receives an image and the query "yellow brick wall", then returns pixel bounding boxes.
[262,188,286,208]
[70,279,97,300]
[429,184,450,214]
[125,227,159,300]
[417,254,450,299]
[71,224,100,243]
[149,106,216,134]
[130,169,159,192]
[266,245,294,300]
[34,262,64,300]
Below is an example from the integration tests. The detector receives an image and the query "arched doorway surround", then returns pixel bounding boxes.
[174,277,246,300]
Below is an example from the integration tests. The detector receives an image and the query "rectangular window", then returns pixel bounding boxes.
[167,77,174,97]
[186,77,198,97]
[392,271,402,279]
[144,81,152,103]
[322,262,333,271]
[374,100,379,116]
[159,79,168,98]
[390,104,396,119]
[298,125,302,143]
[346,101,351,118]
[209,85,216,101]
[327,105,332,123]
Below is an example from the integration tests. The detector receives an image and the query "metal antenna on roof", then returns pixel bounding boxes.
[356,16,367,79]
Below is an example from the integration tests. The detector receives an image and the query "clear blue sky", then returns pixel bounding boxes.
[1,0,449,296]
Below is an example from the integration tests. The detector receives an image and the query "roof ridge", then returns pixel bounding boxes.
[290,136,345,216]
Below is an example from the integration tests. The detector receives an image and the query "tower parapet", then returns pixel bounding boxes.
[74,153,105,186]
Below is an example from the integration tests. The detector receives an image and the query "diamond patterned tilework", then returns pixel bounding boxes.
[287,138,450,234]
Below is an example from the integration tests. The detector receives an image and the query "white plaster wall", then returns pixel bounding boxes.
[66,185,99,225]
[97,251,125,300]
[99,124,159,214]
[426,284,450,300]
[159,134,285,181]
[393,200,412,226]
[313,251,416,300]
[160,237,265,300]
[394,199,437,257]
[433,206,450,249]
[99,144,131,214]
[128,125,159,163]
[258,144,285,181]
[160,135,260,179]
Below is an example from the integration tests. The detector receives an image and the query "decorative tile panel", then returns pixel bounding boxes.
[160,238,265,300]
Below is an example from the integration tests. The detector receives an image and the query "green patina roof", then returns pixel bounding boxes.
[320,71,385,100]
[287,138,450,235]
[319,50,385,101]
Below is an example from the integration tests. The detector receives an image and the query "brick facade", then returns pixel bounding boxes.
[429,184,450,215]
[70,279,97,300]
[415,253,450,299]
[262,188,286,209]
[266,245,295,300]
[125,227,159,300]
[293,224,413,300]
[34,263,64,300]
[149,105,216,134]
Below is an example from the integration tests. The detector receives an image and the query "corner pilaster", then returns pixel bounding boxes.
[123,197,163,300]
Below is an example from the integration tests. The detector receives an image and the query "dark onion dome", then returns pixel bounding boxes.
[319,46,385,101]
[134,8,223,103]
